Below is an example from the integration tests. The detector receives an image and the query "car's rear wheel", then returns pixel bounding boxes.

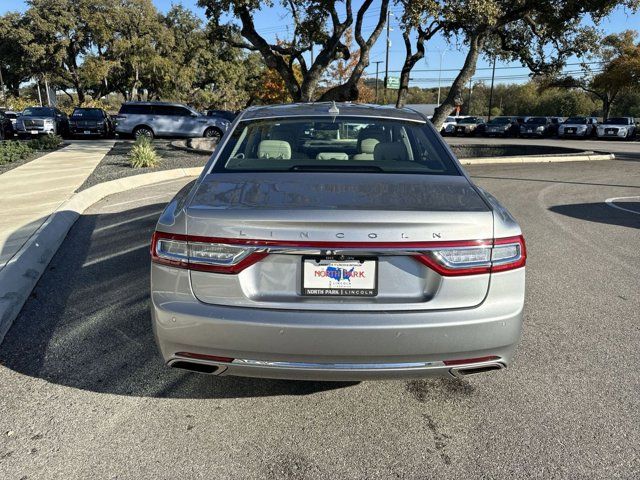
[133,126,154,140]
[204,127,223,141]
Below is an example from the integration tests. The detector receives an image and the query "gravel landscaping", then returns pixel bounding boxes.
[77,139,211,192]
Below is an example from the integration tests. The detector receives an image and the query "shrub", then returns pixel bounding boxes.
[0,141,34,165]
[28,134,63,151]
[129,137,159,168]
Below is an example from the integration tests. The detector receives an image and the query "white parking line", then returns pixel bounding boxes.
[93,211,163,233]
[105,193,172,209]
[605,196,640,215]
[82,242,149,267]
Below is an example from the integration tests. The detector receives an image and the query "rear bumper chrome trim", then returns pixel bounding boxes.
[230,358,445,370]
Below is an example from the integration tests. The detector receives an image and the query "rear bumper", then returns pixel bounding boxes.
[152,266,525,380]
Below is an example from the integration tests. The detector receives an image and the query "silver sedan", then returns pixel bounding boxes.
[150,102,526,381]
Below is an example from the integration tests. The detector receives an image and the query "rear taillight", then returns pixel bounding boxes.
[151,233,525,276]
[150,232,267,274]
[415,235,525,276]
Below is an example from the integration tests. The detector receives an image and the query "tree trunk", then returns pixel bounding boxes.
[431,33,485,130]
[395,29,427,109]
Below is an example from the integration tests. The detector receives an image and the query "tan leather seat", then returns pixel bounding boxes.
[373,142,409,162]
[352,138,380,160]
[316,152,349,160]
[257,140,291,160]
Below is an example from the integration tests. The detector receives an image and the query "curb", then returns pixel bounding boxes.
[459,152,615,165]
[0,167,202,344]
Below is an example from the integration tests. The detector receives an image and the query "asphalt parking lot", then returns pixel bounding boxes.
[1,160,639,479]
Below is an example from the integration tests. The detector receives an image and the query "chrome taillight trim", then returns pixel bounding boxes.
[151,232,526,275]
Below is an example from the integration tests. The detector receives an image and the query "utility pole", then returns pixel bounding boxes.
[373,61,383,104]
[437,49,446,106]
[36,78,43,106]
[488,56,497,120]
[0,66,6,107]
[384,9,392,103]
[44,75,51,106]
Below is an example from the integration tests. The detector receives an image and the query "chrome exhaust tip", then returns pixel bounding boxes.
[450,362,505,378]
[168,360,227,375]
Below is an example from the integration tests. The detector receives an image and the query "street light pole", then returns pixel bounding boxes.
[467,77,472,115]
[488,55,497,120]
[373,60,383,103]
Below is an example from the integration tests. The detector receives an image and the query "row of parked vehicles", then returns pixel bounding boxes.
[0,102,235,141]
[437,115,638,140]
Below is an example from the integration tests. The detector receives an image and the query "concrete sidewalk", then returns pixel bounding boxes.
[0,140,114,270]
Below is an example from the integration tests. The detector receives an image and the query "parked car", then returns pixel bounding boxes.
[452,116,485,136]
[69,107,114,138]
[150,102,526,381]
[484,116,519,137]
[441,116,470,136]
[558,116,598,138]
[548,117,564,136]
[0,110,14,140]
[206,109,237,122]
[596,117,637,140]
[14,106,69,138]
[0,109,19,127]
[519,117,555,138]
[115,102,230,140]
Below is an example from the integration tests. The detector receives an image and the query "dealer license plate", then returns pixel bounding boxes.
[302,256,377,297]
[30,130,39,135]
[84,130,91,134]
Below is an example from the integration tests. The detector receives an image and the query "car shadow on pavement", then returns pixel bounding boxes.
[549,202,640,229]
[0,203,355,399]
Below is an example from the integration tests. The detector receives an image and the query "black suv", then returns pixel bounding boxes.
[69,108,114,138]
[0,110,14,140]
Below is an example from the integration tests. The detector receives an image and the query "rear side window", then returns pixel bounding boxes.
[154,105,192,116]
[119,104,152,115]
[212,116,459,176]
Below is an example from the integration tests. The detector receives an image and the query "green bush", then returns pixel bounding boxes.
[28,134,63,151]
[129,137,159,168]
[0,141,34,165]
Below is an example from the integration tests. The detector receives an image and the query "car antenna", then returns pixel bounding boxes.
[328,101,339,115]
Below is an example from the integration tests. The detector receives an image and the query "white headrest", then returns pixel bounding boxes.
[360,138,380,154]
[258,140,291,160]
[316,152,349,160]
[373,142,409,162]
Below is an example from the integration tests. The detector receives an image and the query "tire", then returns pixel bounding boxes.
[133,126,154,140]
[204,127,223,141]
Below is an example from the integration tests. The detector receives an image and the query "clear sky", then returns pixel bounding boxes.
[2,0,639,88]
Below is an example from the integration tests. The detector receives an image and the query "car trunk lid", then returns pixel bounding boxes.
[185,172,493,311]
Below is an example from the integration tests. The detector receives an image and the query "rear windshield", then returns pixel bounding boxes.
[458,117,479,124]
[604,117,630,125]
[488,117,511,124]
[23,107,55,117]
[212,116,459,175]
[565,117,587,124]
[527,117,548,124]
[71,108,103,119]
